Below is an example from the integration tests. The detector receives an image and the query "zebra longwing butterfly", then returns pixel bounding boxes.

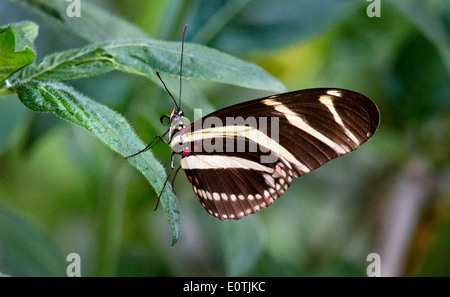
[129,25,380,221]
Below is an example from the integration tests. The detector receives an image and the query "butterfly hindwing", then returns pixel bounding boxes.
[182,156,294,220]
[178,88,380,220]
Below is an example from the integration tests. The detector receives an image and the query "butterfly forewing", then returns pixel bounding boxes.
[178,88,380,220]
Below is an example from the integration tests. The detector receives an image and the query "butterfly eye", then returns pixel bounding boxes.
[160,115,171,126]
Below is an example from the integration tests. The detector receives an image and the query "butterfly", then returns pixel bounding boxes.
[128,25,380,221]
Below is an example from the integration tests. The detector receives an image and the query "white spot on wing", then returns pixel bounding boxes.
[327,89,342,97]
[263,174,276,188]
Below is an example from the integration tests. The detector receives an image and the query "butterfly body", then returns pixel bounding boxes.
[165,88,380,220]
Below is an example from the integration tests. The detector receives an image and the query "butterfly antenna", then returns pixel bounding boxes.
[156,71,179,110]
[178,24,187,112]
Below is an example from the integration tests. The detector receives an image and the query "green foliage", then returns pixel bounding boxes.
[189,0,356,54]
[0,22,37,94]
[9,39,285,91]
[7,0,149,41]
[222,216,264,276]
[389,0,450,75]
[0,0,449,277]
[0,209,66,276]
[0,1,284,245]
[15,80,180,245]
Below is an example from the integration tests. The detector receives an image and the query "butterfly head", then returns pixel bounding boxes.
[170,109,185,133]
[160,108,188,148]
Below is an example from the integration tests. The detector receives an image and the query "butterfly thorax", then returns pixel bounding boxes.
[169,110,194,157]
[168,109,184,140]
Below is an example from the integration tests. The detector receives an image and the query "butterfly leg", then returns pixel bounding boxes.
[170,165,182,194]
[154,172,171,211]
[170,151,175,169]
[125,129,169,158]
[154,161,182,211]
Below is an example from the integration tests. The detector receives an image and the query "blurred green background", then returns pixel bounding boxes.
[0,0,449,276]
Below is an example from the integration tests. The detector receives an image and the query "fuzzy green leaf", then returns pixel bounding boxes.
[0,22,37,83]
[15,21,39,42]
[15,80,180,245]
[11,39,285,92]
[6,0,148,42]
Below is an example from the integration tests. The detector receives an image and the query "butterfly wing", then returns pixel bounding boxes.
[178,88,380,220]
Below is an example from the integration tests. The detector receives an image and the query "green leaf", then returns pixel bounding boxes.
[11,39,285,92]
[388,0,450,76]
[6,0,285,92]
[190,0,355,54]
[222,216,264,276]
[0,209,66,276]
[0,95,28,154]
[15,80,180,245]
[15,21,39,42]
[0,22,37,83]
[6,0,148,42]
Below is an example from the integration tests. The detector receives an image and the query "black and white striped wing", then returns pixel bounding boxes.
[179,88,380,220]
